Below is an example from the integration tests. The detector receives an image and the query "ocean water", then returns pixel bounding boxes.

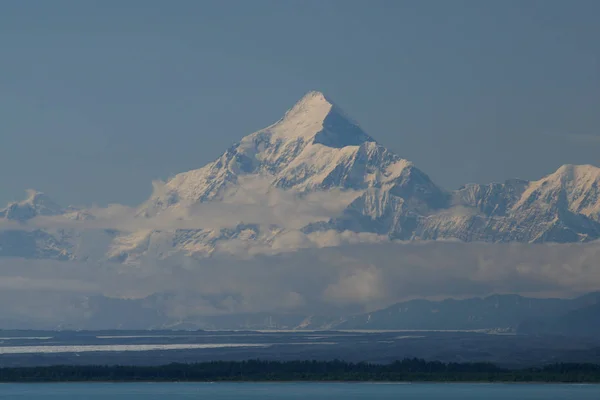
[0,383,599,399]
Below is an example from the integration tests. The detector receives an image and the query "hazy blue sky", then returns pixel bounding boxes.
[1,0,599,207]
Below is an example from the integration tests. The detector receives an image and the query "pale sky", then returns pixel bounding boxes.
[1,0,599,207]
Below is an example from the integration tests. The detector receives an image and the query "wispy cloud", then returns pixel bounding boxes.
[1,176,360,234]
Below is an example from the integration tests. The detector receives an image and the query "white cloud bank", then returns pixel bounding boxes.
[1,177,600,328]
[0,240,599,328]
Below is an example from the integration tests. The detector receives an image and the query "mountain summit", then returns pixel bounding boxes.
[2,91,600,262]
[0,190,63,222]
[273,90,374,147]
[138,91,440,219]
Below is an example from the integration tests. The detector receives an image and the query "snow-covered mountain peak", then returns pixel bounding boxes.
[513,164,600,220]
[0,190,64,222]
[264,90,373,147]
[282,90,334,124]
[137,91,394,215]
[518,164,600,200]
[23,189,56,204]
[550,164,600,183]
[264,90,335,141]
[448,164,600,245]
[6,95,600,263]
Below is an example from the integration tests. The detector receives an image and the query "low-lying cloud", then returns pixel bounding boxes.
[2,178,600,328]
[0,176,360,234]
[0,240,599,328]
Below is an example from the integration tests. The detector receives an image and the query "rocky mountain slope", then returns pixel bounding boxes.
[518,292,600,337]
[2,91,600,262]
[4,290,597,332]
[337,292,600,331]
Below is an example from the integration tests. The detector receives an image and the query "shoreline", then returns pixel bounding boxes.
[1,380,599,385]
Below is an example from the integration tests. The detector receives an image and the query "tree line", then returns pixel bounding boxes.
[1,359,600,382]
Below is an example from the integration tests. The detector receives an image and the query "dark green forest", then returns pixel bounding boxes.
[1,359,600,383]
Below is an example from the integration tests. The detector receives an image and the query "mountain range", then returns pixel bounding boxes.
[2,91,600,263]
[2,91,600,331]
[3,290,598,333]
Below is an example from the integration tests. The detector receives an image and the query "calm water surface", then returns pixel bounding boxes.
[0,382,599,399]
